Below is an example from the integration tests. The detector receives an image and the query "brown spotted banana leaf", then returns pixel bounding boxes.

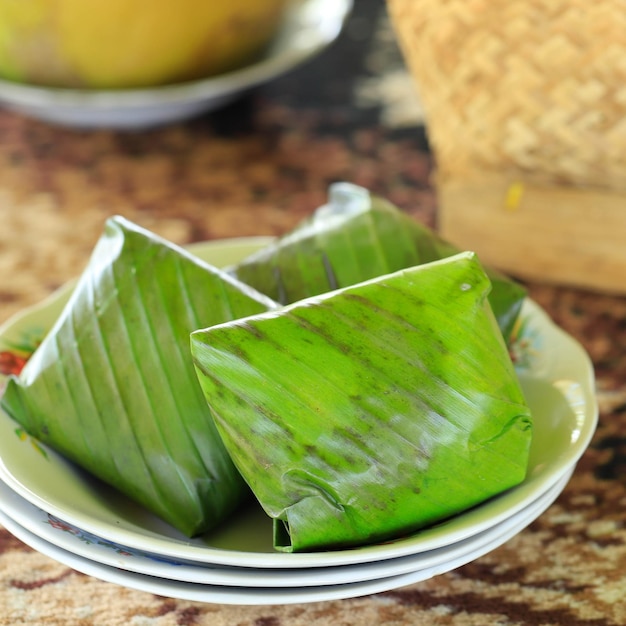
[192,251,533,552]
[1,216,277,537]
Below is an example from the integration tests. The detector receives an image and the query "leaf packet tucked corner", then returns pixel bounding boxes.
[1,216,278,537]
[192,252,533,552]
[230,182,526,344]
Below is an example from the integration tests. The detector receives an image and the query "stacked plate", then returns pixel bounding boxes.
[0,238,598,605]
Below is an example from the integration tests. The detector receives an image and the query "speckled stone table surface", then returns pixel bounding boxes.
[1,1,625,625]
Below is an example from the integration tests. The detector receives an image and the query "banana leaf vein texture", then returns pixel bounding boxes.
[1,216,277,536]
[231,182,526,344]
[192,252,533,552]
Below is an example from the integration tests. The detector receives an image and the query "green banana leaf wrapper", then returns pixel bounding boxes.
[1,216,277,537]
[192,252,533,552]
[231,182,526,344]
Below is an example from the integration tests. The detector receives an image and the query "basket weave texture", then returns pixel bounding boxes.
[387,0,626,191]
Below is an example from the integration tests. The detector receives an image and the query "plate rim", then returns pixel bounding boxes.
[0,469,573,604]
[0,468,570,587]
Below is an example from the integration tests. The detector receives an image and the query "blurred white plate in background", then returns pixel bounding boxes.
[0,0,352,129]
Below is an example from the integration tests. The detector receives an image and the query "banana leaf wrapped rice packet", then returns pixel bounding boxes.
[231,182,526,344]
[192,251,533,552]
[1,216,278,537]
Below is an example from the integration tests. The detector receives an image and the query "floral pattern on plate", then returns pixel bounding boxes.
[45,514,186,565]
[509,313,543,370]
[0,328,42,376]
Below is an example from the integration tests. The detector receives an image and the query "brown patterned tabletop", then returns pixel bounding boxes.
[1,1,625,624]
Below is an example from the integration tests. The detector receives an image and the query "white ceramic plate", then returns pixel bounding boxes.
[0,0,352,129]
[0,237,598,569]
[0,470,572,604]
[0,468,572,588]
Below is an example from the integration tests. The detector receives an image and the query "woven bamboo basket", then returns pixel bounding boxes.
[387,0,626,293]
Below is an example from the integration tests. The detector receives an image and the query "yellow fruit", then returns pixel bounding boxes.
[0,0,288,88]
